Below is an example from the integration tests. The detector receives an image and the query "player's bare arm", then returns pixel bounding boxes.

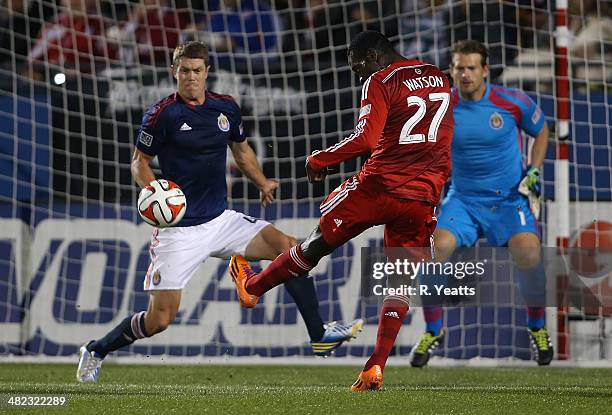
[230,140,278,207]
[529,122,550,169]
[131,148,156,188]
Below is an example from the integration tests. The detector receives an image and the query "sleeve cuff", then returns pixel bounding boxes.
[306,154,327,171]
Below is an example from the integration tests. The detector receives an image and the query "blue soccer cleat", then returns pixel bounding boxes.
[76,341,104,383]
[311,319,364,357]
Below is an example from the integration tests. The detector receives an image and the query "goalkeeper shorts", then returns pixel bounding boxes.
[436,189,539,247]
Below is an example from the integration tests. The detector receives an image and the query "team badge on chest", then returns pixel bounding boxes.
[489,112,504,129]
[217,113,230,132]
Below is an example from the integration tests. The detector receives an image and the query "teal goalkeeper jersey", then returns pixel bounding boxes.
[449,83,545,198]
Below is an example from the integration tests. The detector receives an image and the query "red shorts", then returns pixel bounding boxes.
[318,175,437,250]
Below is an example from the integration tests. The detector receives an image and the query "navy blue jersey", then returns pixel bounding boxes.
[135,91,246,226]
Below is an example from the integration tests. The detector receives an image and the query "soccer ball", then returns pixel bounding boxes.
[137,179,186,227]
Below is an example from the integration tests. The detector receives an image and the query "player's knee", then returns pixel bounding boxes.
[146,319,171,335]
[263,227,295,256]
[514,248,541,270]
[509,234,541,269]
[276,235,297,254]
[144,310,176,335]
[433,230,456,261]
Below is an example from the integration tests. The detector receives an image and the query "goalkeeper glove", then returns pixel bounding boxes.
[522,166,541,197]
[518,166,541,218]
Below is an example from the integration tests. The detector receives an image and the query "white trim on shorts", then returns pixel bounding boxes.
[320,177,358,217]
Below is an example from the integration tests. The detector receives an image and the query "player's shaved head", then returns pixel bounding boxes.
[347,31,402,83]
[348,31,394,60]
[451,40,488,67]
[172,41,209,68]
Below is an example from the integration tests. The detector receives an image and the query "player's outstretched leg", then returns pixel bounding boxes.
[411,306,445,367]
[351,295,409,391]
[229,244,314,305]
[230,255,363,356]
[237,225,363,355]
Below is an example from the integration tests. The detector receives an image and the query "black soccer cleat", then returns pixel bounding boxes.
[410,329,445,368]
[529,327,554,366]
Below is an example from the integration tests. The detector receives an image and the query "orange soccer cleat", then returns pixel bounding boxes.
[229,255,259,308]
[350,365,383,391]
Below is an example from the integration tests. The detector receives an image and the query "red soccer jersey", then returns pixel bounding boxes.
[308,59,454,204]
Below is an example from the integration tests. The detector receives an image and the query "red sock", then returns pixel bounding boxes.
[246,245,313,296]
[364,296,409,372]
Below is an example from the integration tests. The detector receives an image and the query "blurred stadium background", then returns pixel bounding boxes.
[0,0,611,365]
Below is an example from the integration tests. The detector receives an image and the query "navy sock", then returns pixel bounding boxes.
[88,311,149,358]
[284,275,325,341]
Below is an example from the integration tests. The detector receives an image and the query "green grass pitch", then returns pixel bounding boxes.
[1,363,611,414]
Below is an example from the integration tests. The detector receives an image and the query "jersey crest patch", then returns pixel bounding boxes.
[489,112,504,129]
[359,104,372,119]
[138,130,153,147]
[218,113,230,132]
[152,271,161,286]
